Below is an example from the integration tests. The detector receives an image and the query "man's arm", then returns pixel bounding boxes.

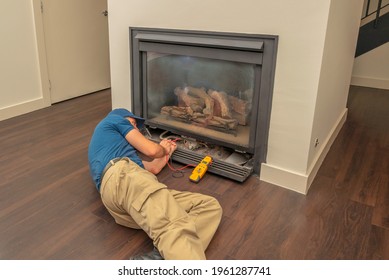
[142,157,168,175]
[142,139,177,174]
[125,128,177,174]
[125,128,168,158]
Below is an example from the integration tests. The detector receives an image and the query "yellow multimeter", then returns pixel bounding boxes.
[189,156,213,183]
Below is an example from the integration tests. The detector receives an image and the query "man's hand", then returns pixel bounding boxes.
[142,139,177,174]
[159,139,177,157]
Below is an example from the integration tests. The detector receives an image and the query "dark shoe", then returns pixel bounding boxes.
[129,248,164,260]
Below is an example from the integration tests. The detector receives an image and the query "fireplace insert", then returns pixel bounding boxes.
[130,28,278,182]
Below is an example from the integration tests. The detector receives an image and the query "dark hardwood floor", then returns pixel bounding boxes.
[0,86,388,260]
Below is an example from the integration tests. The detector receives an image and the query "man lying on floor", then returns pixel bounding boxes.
[88,108,222,260]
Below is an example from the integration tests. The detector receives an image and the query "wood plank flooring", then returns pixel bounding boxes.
[0,86,388,260]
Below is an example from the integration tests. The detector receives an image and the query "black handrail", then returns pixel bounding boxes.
[374,0,383,27]
[361,0,389,27]
[364,0,371,17]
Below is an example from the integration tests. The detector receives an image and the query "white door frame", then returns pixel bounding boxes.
[32,0,51,106]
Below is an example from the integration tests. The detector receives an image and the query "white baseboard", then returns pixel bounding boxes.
[260,108,348,195]
[305,108,348,191]
[351,76,389,90]
[259,164,309,194]
[0,98,50,122]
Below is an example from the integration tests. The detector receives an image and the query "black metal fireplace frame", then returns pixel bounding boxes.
[130,27,278,178]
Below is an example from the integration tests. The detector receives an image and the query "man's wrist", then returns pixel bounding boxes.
[159,144,169,156]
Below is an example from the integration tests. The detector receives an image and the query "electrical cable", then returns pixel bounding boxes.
[164,137,196,175]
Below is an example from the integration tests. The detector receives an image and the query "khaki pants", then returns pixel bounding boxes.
[100,158,222,260]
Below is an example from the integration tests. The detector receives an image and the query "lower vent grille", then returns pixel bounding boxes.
[172,148,253,182]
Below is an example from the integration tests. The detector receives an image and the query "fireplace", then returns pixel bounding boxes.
[130,28,278,182]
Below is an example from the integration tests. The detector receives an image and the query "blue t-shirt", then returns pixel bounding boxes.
[88,111,144,190]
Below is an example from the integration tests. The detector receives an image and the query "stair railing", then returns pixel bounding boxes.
[375,0,383,27]
[362,0,389,28]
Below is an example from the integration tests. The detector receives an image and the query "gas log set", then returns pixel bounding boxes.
[161,86,252,132]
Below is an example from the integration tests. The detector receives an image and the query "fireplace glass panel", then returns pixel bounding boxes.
[146,52,255,149]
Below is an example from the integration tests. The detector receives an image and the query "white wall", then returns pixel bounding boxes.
[107,0,363,193]
[263,0,363,193]
[0,0,49,121]
[351,43,389,90]
[307,0,364,188]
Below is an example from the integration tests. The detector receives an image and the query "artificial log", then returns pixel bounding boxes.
[160,105,238,130]
[212,116,238,129]
[161,106,194,119]
[228,95,250,115]
[187,86,214,116]
[191,114,238,130]
[228,95,250,125]
[208,89,232,119]
[232,112,248,126]
[174,87,204,112]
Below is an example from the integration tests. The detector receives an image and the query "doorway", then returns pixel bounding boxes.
[38,0,110,103]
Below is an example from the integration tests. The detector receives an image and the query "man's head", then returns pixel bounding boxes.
[110,108,145,129]
[126,117,139,130]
